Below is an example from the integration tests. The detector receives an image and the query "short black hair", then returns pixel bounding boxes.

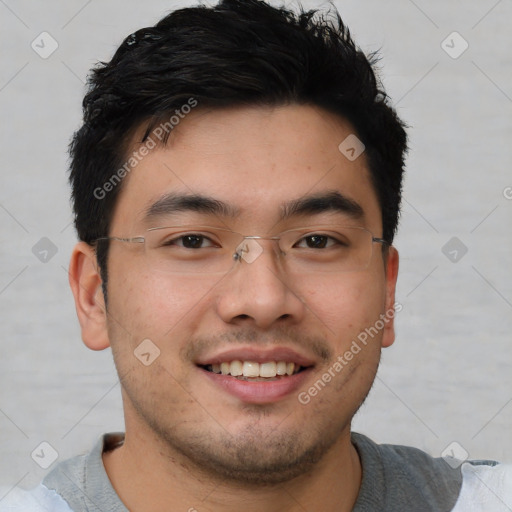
[69,0,407,290]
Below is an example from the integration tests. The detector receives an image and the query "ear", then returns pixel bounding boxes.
[381,246,399,349]
[68,242,110,351]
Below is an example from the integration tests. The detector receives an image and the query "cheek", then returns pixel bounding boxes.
[300,271,386,337]
[106,272,217,399]
[107,267,215,349]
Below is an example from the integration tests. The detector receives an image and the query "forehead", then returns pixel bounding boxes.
[110,104,382,232]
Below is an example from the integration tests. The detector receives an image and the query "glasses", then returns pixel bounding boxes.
[96,225,388,275]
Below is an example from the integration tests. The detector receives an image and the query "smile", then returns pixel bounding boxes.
[202,360,304,380]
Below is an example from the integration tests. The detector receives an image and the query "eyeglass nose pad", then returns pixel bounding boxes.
[233,238,264,264]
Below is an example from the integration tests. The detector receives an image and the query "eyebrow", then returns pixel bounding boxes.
[143,190,364,223]
[144,193,240,221]
[280,191,364,221]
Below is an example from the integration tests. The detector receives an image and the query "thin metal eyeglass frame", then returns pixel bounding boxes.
[95,225,390,273]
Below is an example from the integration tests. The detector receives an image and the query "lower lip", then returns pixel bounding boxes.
[199,367,313,404]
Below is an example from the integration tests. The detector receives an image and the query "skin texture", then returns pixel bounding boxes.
[69,104,399,512]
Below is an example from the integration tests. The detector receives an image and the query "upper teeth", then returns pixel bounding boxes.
[211,361,297,378]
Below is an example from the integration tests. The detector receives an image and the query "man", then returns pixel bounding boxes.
[2,0,511,510]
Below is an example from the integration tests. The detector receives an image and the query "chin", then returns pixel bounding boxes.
[154,418,344,487]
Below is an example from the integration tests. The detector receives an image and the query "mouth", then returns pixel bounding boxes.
[199,360,308,381]
[195,348,316,404]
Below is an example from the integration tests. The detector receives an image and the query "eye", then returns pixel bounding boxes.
[164,233,217,249]
[294,234,341,249]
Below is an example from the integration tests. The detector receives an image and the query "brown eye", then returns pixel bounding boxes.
[305,235,329,248]
[181,235,206,249]
[163,234,216,249]
[295,234,339,249]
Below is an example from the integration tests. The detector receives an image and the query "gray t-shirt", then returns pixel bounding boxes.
[1,432,506,511]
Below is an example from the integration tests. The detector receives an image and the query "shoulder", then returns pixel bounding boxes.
[42,433,126,512]
[1,433,125,512]
[451,462,512,511]
[351,432,502,512]
[0,484,74,512]
[352,431,465,488]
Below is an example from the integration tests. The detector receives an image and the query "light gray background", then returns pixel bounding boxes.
[1,0,511,493]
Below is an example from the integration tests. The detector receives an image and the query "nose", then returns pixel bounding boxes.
[215,239,306,329]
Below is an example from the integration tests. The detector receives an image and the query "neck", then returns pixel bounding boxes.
[103,421,362,512]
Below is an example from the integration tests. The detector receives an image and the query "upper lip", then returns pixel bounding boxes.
[195,346,317,367]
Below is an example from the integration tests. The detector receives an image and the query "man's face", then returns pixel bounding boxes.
[99,105,398,484]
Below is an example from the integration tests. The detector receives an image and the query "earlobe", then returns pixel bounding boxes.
[381,246,399,348]
[68,242,111,351]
